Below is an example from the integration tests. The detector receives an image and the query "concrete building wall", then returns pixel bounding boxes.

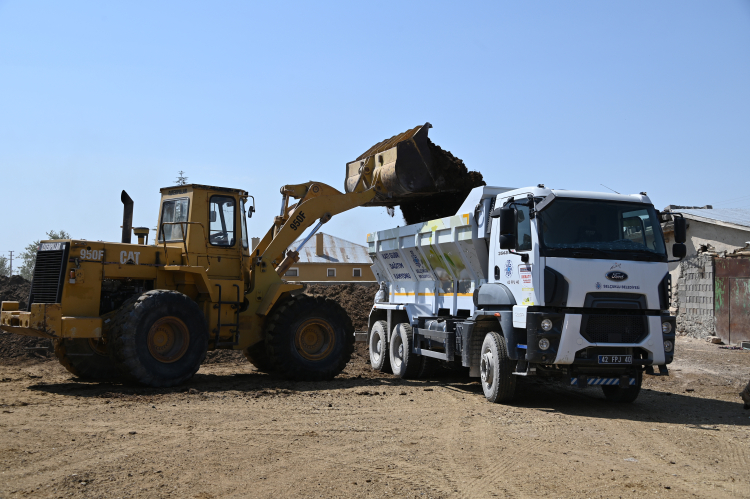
[285,263,375,282]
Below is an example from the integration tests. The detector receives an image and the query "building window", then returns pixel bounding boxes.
[285,268,299,277]
[327,268,336,277]
[353,268,362,277]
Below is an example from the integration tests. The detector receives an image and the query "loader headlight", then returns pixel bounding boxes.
[664,340,673,353]
[539,338,551,350]
[662,322,672,334]
[540,319,553,332]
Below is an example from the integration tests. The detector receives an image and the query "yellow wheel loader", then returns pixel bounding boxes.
[0,123,482,386]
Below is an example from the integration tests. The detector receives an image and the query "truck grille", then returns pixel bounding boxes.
[28,244,69,308]
[581,315,647,344]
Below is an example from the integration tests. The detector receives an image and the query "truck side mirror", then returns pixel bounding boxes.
[674,217,687,244]
[672,243,687,259]
[498,207,516,250]
[499,234,515,250]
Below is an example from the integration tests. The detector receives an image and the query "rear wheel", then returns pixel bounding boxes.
[389,323,422,379]
[368,320,391,373]
[601,370,642,403]
[107,290,208,387]
[480,332,516,403]
[243,341,273,373]
[54,338,121,380]
[265,295,354,381]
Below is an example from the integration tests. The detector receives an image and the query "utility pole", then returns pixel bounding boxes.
[8,250,13,277]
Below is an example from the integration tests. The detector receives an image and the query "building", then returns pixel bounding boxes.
[661,207,750,342]
[283,233,375,282]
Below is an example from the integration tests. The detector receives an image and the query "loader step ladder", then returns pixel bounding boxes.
[213,283,242,348]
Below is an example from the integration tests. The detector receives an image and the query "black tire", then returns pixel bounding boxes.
[243,341,274,373]
[54,338,121,380]
[601,370,643,403]
[389,323,422,379]
[368,320,392,373]
[106,290,208,387]
[418,357,440,379]
[265,295,354,381]
[480,332,517,403]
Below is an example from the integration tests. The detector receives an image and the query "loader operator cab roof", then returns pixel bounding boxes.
[159,184,248,196]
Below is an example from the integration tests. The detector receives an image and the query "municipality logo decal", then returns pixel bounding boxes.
[596,282,602,290]
[606,271,628,282]
[504,260,513,278]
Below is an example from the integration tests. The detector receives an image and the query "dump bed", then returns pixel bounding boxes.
[367,186,512,316]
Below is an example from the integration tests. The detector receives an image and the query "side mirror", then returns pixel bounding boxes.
[672,243,687,259]
[247,205,255,218]
[674,217,687,244]
[210,211,217,223]
[499,207,515,235]
[499,234,515,250]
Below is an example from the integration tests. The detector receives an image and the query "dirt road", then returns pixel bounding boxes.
[1,337,749,498]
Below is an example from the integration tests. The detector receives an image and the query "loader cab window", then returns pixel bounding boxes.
[209,195,236,247]
[159,197,190,242]
[240,199,249,250]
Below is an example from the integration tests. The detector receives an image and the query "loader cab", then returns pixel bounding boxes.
[156,184,250,279]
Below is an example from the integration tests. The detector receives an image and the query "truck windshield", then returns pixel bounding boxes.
[537,198,667,262]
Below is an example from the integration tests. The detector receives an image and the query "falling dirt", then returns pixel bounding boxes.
[400,141,485,225]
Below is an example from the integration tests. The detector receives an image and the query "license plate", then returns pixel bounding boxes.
[598,355,632,364]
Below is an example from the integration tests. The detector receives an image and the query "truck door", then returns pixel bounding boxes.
[489,195,539,306]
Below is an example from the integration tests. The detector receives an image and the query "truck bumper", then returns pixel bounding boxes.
[0,302,102,339]
[523,311,675,367]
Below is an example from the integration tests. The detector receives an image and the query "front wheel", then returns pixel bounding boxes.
[480,332,517,403]
[107,290,208,387]
[601,370,643,403]
[265,295,354,381]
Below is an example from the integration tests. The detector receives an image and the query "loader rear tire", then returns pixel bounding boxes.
[243,341,274,373]
[265,295,354,381]
[480,332,516,403]
[389,323,422,380]
[368,320,392,373]
[107,290,208,387]
[54,338,120,380]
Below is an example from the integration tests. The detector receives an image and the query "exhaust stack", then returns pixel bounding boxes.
[121,190,134,244]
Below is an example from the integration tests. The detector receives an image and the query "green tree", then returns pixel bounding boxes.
[0,255,8,277]
[18,230,70,280]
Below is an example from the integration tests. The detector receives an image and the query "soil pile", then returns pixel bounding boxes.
[0,276,53,364]
[303,283,378,331]
[400,141,485,225]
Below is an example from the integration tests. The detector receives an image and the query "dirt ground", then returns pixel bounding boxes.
[0,337,748,499]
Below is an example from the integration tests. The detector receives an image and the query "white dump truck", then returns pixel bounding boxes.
[364,185,687,403]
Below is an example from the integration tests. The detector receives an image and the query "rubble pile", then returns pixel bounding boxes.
[0,276,54,364]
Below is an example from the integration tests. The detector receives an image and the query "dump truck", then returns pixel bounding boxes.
[0,123,481,387]
[364,184,688,403]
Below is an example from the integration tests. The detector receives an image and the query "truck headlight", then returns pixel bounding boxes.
[664,340,673,353]
[539,338,550,350]
[662,322,672,334]
[541,319,553,332]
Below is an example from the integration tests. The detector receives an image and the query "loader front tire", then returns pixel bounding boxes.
[265,295,354,381]
[243,341,274,373]
[107,290,208,387]
[54,338,121,380]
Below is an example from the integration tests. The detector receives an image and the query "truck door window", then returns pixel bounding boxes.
[209,195,236,247]
[240,200,249,250]
[159,197,189,242]
[516,204,532,251]
[622,209,656,250]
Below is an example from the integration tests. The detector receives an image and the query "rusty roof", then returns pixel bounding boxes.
[290,233,372,264]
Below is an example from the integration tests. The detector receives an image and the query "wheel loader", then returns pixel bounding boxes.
[0,123,482,386]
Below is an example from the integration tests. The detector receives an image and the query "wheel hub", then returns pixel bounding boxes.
[147,316,190,363]
[294,318,335,361]
[480,351,493,385]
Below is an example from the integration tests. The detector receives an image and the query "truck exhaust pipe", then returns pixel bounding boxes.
[121,190,134,244]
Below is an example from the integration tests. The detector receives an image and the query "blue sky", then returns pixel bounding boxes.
[1,1,749,258]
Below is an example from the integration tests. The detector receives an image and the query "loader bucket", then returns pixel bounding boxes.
[344,123,483,208]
